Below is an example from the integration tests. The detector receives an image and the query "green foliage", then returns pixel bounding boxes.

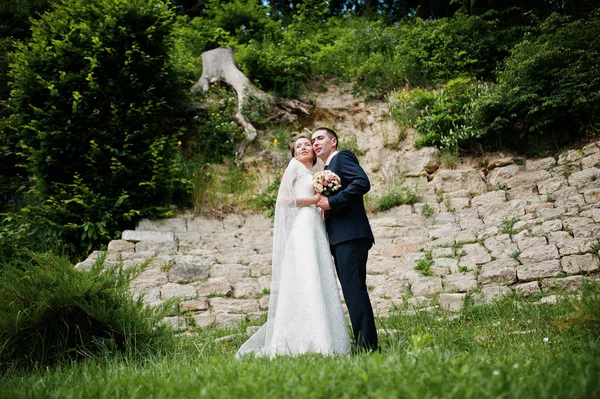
[415,253,433,276]
[374,183,420,212]
[7,0,189,255]
[240,89,270,128]
[253,176,281,219]
[0,252,175,371]
[311,11,524,98]
[2,292,600,396]
[395,11,525,85]
[568,281,600,338]
[440,149,459,169]
[468,12,600,154]
[204,0,275,46]
[181,88,243,164]
[390,78,484,150]
[421,203,434,217]
[500,218,520,236]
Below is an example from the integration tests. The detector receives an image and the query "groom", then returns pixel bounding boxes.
[312,127,378,352]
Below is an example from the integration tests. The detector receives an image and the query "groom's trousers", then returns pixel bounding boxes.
[330,238,378,351]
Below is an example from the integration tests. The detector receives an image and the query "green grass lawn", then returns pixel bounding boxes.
[2,293,599,399]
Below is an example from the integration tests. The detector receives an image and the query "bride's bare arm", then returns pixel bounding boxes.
[295,193,320,207]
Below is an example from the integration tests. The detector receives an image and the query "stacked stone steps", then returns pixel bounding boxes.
[76,141,600,328]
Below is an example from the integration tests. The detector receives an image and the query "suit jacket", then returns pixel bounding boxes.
[325,150,374,246]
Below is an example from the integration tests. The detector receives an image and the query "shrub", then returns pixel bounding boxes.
[375,183,420,212]
[8,0,189,255]
[181,88,244,164]
[0,252,175,371]
[468,12,600,154]
[390,78,484,151]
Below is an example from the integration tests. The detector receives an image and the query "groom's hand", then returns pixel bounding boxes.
[316,195,331,211]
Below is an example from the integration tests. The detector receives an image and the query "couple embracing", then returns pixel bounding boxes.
[236,127,378,358]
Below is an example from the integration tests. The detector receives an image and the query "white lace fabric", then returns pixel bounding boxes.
[236,159,350,358]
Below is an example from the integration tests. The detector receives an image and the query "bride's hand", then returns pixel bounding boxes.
[312,193,321,205]
[296,193,321,207]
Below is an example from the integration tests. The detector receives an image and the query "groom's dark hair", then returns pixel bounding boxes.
[313,127,338,150]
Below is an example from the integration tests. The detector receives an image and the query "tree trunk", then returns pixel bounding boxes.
[192,46,309,162]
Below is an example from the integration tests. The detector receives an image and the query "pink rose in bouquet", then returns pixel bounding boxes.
[313,170,341,197]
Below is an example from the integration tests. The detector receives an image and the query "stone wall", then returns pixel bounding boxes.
[76,141,600,328]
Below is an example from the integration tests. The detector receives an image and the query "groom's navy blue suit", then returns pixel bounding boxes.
[325,150,378,351]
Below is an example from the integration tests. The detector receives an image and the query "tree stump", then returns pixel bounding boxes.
[192,47,309,161]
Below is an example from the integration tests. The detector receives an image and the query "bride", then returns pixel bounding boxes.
[236,135,351,358]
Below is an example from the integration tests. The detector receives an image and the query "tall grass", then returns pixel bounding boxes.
[3,287,599,398]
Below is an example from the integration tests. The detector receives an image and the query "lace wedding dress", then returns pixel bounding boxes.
[236,159,350,358]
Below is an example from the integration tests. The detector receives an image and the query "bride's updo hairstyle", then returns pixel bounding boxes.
[290,134,317,166]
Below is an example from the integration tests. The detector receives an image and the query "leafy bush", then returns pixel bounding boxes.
[253,176,281,219]
[0,252,175,371]
[374,183,420,212]
[390,78,484,150]
[181,88,244,164]
[468,12,600,154]
[7,0,189,255]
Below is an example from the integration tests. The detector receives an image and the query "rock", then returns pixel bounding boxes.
[209,298,260,314]
[513,234,547,251]
[187,217,223,234]
[583,188,600,204]
[196,278,232,297]
[160,283,197,300]
[525,157,556,171]
[486,156,514,170]
[538,295,557,305]
[567,168,600,189]
[169,254,213,283]
[519,245,559,264]
[233,278,265,299]
[432,247,454,258]
[215,313,246,328]
[483,234,518,259]
[443,273,477,293]
[122,230,174,242]
[136,240,178,255]
[560,254,600,274]
[479,285,513,305]
[517,260,562,282]
[180,298,209,312]
[439,293,466,312]
[192,313,215,328]
[381,242,423,257]
[137,218,186,233]
[107,240,135,252]
[541,276,584,293]
[487,164,520,186]
[428,224,461,240]
[405,147,441,176]
[531,220,562,235]
[162,316,187,329]
[431,169,487,195]
[515,282,541,297]
[460,243,492,265]
[479,259,519,285]
[371,276,409,299]
[537,176,569,195]
[471,191,507,207]
[410,276,443,297]
[209,264,251,283]
[130,268,169,292]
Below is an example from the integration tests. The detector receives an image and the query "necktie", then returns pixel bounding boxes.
[324,164,329,170]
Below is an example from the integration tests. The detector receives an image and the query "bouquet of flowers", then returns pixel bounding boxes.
[313,170,341,197]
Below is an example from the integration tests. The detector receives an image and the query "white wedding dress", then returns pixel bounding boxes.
[236,159,350,358]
